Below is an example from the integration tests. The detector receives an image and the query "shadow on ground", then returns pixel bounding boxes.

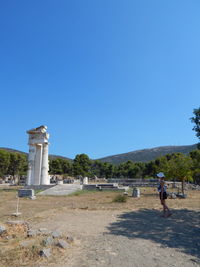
[107,209,200,259]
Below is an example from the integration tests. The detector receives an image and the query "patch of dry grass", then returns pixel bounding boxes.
[0,187,199,266]
[0,187,200,223]
[0,223,41,267]
[0,222,73,267]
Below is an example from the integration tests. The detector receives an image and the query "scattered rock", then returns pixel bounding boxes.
[43,236,54,246]
[20,239,35,248]
[5,236,12,240]
[57,239,70,249]
[39,228,50,235]
[171,193,177,199]
[52,230,62,238]
[66,236,74,242]
[0,225,6,234]
[27,229,39,237]
[39,248,51,258]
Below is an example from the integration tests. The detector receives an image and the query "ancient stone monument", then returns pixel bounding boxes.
[26,126,50,185]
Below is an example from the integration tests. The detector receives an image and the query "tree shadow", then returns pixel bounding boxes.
[107,209,200,259]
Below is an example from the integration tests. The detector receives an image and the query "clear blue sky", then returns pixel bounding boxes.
[0,0,200,159]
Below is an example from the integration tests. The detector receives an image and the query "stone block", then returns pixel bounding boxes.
[18,189,35,198]
[66,236,74,242]
[27,229,39,237]
[39,248,51,258]
[20,240,35,248]
[132,188,140,198]
[171,193,177,199]
[39,228,50,235]
[0,225,6,234]
[43,236,54,246]
[52,230,62,238]
[57,239,70,249]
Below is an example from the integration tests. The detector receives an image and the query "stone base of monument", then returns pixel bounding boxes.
[24,185,55,191]
[38,184,83,196]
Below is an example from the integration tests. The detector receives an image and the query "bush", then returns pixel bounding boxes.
[113,194,127,203]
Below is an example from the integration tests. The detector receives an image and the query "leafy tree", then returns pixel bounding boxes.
[134,162,145,178]
[144,161,157,177]
[97,162,114,178]
[189,150,200,184]
[113,161,145,178]
[114,163,125,178]
[73,154,91,177]
[121,161,133,178]
[103,162,114,178]
[166,154,193,194]
[8,153,27,176]
[60,159,73,175]
[154,156,169,174]
[49,159,63,174]
[0,150,10,176]
[49,158,73,175]
[90,160,102,177]
[119,161,140,178]
[127,164,141,178]
[191,107,200,148]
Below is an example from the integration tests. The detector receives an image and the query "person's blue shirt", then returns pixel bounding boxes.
[157,182,167,193]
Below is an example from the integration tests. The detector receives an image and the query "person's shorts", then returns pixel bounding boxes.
[159,192,167,200]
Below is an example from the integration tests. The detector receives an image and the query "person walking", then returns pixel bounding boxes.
[157,172,172,217]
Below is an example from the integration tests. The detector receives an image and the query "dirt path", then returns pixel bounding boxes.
[32,208,200,267]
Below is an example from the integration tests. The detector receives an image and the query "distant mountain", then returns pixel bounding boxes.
[97,144,198,164]
[0,147,72,161]
[0,147,28,155]
[49,154,72,161]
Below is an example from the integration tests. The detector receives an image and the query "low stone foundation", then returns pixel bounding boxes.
[83,183,128,192]
[24,184,56,191]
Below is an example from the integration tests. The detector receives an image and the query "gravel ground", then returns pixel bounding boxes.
[32,208,200,267]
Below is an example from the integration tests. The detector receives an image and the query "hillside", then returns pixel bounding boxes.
[97,144,198,164]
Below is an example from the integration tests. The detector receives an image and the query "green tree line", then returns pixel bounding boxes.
[0,150,27,177]
[1,150,200,185]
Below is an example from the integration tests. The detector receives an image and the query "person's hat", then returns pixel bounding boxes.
[157,172,165,178]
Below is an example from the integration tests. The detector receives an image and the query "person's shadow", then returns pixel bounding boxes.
[107,209,200,259]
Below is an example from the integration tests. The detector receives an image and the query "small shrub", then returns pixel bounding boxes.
[113,194,127,203]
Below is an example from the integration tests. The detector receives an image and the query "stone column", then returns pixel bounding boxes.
[26,146,36,185]
[26,126,50,185]
[41,143,50,185]
[33,145,43,185]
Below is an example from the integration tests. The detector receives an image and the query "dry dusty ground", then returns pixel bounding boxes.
[0,187,200,267]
